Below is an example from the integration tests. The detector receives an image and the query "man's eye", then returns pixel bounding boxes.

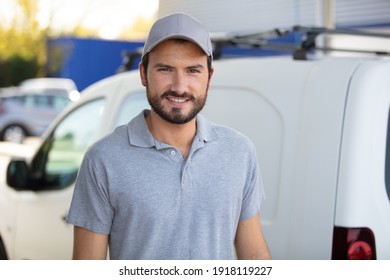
[188,69,200,73]
[158,67,171,72]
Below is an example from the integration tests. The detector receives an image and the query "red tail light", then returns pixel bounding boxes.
[332,226,376,259]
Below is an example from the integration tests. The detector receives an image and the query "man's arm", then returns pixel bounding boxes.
[72,226,109,260]
[235,213,271,260]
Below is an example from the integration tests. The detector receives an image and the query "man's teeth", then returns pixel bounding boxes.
[168,97,187,103]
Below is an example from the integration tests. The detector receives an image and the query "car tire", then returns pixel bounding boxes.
[0,236,8,260]
[1,125,28,143]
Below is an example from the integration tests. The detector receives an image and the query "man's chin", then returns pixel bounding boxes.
[158,109,196,125]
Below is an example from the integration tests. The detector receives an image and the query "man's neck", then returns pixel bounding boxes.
[145,111,197,159]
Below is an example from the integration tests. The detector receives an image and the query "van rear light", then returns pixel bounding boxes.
[332,226,376,259]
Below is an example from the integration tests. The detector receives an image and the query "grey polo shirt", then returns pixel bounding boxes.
[67,109,265,259]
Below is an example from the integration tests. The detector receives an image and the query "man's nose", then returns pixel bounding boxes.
[170,72,188,94]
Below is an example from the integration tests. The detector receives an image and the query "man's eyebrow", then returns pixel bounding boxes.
[187,64,205,69]
[152,63,205,69]
[153,63,172,68]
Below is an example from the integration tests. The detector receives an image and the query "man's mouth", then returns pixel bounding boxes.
[167,96,189,103]
[163,92,195,108]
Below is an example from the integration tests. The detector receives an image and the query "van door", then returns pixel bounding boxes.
[13,98,105,259]
[335,61,390,259]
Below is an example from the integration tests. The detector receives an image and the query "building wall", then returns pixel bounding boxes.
[159,0,322,32]
[159,0,390,32]
[335,0,390,28]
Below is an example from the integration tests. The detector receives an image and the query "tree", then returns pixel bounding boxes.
[0,0,46,86]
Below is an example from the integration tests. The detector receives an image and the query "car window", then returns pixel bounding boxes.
[25,95,49,108]
[30,98,105,189]
[52,96,70,110]
[4,96,23,104]
[114,91,149,128]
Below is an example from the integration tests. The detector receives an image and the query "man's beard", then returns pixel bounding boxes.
[146,88,208,125]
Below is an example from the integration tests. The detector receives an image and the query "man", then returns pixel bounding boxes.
[66,12,270,260]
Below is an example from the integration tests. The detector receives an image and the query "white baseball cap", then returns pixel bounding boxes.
[142,13,213,60]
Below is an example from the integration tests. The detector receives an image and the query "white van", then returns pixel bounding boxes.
[0,55,389,259]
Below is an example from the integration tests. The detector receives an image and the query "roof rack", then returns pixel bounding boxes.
[210,29,294,59]
[211,25,390,60]
[292,25,390,59]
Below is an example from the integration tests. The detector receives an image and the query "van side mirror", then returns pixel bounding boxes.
[6,160,29,190]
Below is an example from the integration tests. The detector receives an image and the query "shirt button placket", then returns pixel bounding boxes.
[181,162,193,190]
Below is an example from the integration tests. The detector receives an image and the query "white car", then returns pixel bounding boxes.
[0,56,389,259]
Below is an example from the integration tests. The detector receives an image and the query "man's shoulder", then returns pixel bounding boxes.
[210,121,254,147]
[86,124,129,158]
[198,114,252,145]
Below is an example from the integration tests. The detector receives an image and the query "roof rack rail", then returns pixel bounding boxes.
[210,25,390,60]
[210,29,294,59]
[292,25,390,60]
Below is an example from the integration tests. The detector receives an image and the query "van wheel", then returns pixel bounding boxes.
[0,236,8,260]
[1,125,27,143]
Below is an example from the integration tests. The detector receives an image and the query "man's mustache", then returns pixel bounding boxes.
[161,91,195,100]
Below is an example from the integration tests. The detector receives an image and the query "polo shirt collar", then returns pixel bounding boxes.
[195,113,218,143]
[127,109,218,148]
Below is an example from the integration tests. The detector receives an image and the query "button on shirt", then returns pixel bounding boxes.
[67,109,265,259]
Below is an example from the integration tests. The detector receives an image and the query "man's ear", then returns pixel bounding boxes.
[208,66,215,85]
[139,62,147,86]
[209,66,215,80]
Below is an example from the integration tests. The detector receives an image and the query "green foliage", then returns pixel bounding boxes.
[0,55,39,87]
[0,0,47,87]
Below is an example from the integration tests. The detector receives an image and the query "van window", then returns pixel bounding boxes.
[114,91,149,128]
[30,98,105,189]
[385,108,390,201]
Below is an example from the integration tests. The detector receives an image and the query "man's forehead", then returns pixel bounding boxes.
[148,39,208,62]
[150,39,206,53]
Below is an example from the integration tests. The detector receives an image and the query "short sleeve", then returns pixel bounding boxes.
[66,149,114,234]
[239,145,266,221]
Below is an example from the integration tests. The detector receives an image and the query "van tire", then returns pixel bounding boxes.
[0,236,8,260]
